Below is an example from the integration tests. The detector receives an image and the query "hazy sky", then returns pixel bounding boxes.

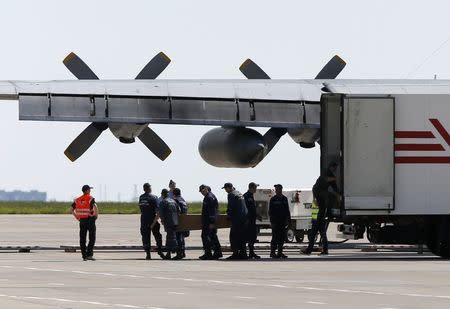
[0,0,449,202]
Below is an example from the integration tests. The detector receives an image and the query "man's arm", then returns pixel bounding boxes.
[92,204,99,217]
[226,194,232,220]
[207,197,217,228]
[90,199,98,217]
[285,197,291,225]
[268,198,274,224]
[71,202,78,221]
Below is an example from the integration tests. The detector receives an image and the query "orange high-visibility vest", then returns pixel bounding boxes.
[75,194,93,219]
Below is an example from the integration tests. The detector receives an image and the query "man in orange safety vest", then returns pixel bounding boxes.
[71,185,98,261]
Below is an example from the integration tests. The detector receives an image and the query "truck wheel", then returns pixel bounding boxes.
[295,232,304,243]
[286,228,295,243]
[367,224,381,244]
[426,218,450,258]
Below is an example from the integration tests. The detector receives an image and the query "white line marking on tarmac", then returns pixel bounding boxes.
[79,300,109,305]
[109,288,125,290]
[0,293,164,308]
[269,284,287,288]
[402,293,435,298]
[168,292,185,295]
[23,296,45,300]
[48,283,65,286]
[71,270,89,274]
[152,276,172,280]
[234,296,256,300]
[48,298,77,303]
[297,287,327,291]
[234,282,259,286]
[306,301,327,305]
[8,265,450,301]
[96,272,117,276]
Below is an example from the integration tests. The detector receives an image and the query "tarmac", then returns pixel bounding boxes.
[0,215,449,309]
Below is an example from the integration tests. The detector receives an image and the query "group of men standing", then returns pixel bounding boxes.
[139,180,188,260]
[72,163,339,261]
[198,182,291,260]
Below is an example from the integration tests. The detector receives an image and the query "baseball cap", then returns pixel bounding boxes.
[82,185,93,192]
[222,182,233,189]
[249,182,260,188]
[274,184,283,189]
[161,188,169,196]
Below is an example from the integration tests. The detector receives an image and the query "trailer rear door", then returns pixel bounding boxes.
[343,96,395,211]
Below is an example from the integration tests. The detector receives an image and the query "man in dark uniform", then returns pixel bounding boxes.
[301,174,330,255]
[138,183,164,260]
[159,189,180,260]
[223,183,248,260]
[269,184,291,259]
[71,185,98,261]
[199,184,223,260]
[173,188,188,259]
[244,182,261,259]
[301,162,340,256]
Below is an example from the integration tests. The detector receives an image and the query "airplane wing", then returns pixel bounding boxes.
[0,79,323,129]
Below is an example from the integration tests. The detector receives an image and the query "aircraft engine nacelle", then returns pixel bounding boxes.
[109,123,148,144]
[288,128,320,149]
[198,127,268,168]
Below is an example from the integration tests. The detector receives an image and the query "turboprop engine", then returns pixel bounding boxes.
[287,128,321,148]
[198,127,269,168]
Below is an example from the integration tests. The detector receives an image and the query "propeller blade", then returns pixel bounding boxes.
[138,126,172,161]
[135,52,172,159]
[135,52,171,80]
[314,55,346,79]
[64,123,108,162]
[239,60,285,159]
[239,59,271,79]
[263,128,287,154]
[63,52,99,80]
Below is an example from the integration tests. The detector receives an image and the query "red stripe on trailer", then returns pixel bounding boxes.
[394,131,435,138]
[430,119,450,147]
[394,144,445,151]
[395,156,450,164]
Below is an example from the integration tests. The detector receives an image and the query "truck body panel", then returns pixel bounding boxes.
[321,93,450,216]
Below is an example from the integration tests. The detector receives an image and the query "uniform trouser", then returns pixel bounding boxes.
[271,224,285,253]
[230,223,247,255]
[79,217,96,258]
[307,219,329,252]
[140,220,163,252]
[165,226,179,253]
[247,221,257,245]
[176,232,185,250]
[247,221,258,254]
[201,226,222,255]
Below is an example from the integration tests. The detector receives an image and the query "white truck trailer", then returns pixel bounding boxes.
[253,188,312,243]
[320,93,450,258]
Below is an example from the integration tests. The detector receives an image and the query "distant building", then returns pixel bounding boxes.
[0,190,47,202]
